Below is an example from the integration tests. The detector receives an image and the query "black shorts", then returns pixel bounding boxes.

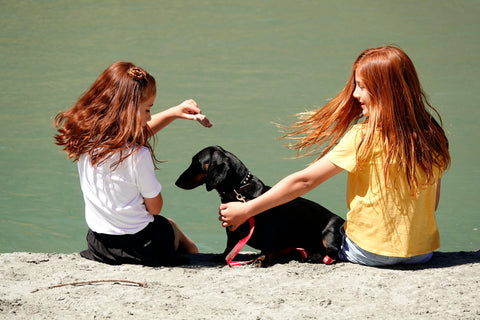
[80,215,176,266]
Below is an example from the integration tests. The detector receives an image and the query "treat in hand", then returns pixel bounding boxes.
[195,114,213,128]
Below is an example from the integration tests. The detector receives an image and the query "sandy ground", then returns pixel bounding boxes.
[0,251,479,319]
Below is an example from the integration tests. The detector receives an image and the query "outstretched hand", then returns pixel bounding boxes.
[173,99,202,120]
[218,202,250,231]
[173,99,213,128]
[148,99,212,134]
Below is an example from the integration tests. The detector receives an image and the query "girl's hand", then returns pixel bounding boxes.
[174,99,213,127]
[148,99,209,134]
[173,99,202,120]
[218,202,250,231]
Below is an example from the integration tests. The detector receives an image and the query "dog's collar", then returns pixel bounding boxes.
[240,170,252,186]
[220,170,254,202]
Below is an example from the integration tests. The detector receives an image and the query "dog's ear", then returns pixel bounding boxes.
[205,150,229,191]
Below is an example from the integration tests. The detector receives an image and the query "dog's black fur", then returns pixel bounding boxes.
[175,146,345,266]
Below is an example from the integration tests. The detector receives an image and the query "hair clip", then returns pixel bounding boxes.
[127,67,146,82]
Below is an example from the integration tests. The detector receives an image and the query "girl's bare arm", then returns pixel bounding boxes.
[219,157,343,230]
[144,192,163,215]
[147,99,201,135]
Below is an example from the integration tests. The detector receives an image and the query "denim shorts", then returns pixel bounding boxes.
[338,227,433,267]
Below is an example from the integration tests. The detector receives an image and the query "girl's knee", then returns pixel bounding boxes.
[167,218,198,254]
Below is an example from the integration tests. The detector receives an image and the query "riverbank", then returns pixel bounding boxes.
[1,251,479,319]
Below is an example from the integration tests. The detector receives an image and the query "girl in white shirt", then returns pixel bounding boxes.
[55,62,203,266]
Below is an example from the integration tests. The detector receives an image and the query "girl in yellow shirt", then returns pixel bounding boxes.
[218,45,450,266]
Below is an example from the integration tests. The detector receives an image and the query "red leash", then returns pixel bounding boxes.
[225,217,256,266]
[223,189,334,266]
[225,217,314,267]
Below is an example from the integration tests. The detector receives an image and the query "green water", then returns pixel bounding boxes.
[1,0,478,254]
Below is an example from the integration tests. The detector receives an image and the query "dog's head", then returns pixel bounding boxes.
[175,146,246,192]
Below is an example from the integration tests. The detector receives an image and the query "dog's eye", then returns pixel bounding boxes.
[204,164,209,170]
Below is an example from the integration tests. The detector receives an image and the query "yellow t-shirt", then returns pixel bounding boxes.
[326,124,442,257]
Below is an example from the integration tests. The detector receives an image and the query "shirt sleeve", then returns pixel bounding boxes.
[326,125,363,172]
[134,148,162,198]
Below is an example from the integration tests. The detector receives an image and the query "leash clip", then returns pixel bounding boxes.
[234,190,246,203]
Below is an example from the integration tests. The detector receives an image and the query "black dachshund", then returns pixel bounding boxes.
[175,146,345,266]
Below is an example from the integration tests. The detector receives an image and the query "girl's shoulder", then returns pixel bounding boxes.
[349,123,365,133]
[130,145,150,160]
[343,123,367,141]
[134,145,150,155]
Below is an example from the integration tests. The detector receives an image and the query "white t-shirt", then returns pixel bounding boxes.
[78,147,162,235]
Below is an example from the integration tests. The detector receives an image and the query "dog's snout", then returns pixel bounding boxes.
[175,168,207,190]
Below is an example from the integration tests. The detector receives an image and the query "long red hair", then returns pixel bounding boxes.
[284,45,450,191]
[54,62,157,168]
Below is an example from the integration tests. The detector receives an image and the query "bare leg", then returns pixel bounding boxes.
[167,218,199,254]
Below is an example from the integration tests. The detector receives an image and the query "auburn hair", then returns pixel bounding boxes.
[284,45,450,191]
[54,61,158,168]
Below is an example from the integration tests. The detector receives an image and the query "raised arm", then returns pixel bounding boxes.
[219,157,343,230]
[147,99,202,135]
